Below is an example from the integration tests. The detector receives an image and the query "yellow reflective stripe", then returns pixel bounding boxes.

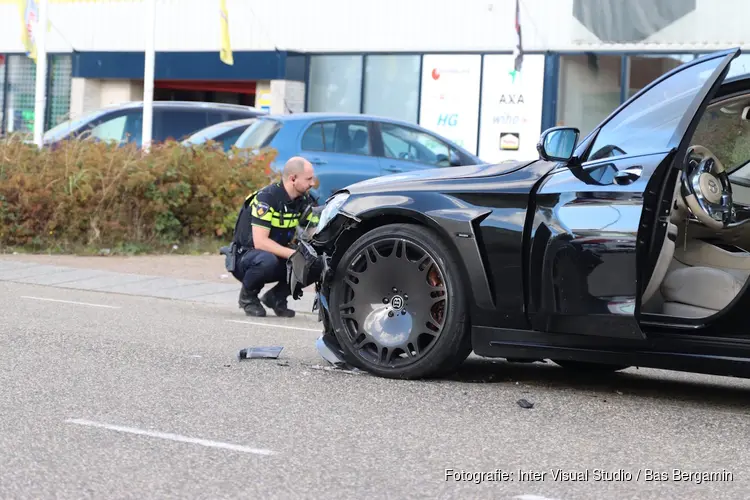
[306,213,320,223]
[269,217,300,228]
[249,198,273,222]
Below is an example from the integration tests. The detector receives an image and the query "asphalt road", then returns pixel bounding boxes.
[1,280,749,500]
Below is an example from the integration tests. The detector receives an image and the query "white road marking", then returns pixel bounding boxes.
[65,418,275,455]
[21,296,121,309]
[514,495,563,500]
[226,319,320,332]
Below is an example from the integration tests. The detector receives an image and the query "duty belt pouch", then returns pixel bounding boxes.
[223,242,238,272]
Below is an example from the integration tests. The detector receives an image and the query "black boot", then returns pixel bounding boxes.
[241,289,266,317]
[238,287,253,309]
[260,290,295,318]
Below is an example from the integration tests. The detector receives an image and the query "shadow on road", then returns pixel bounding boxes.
[445,357,750,411]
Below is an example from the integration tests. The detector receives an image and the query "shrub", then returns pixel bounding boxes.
[0,136,277,253]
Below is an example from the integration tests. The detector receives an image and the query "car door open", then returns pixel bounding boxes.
[527,48,740,340]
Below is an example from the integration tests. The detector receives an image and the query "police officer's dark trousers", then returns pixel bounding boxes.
[233,248,292,314]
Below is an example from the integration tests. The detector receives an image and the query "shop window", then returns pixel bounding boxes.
[362,55,420,123]
[307,55,363,113]
[556,54,622,139]
[4,55,36,135]
[2,54,72,135]
[0,56,5,135]
[627,54,694,99]
[47,54,72,129]
[725,54,750,80]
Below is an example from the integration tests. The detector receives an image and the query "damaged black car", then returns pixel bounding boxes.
[289,48,750,380]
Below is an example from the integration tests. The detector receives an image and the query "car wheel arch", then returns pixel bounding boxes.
[328,207,480,307]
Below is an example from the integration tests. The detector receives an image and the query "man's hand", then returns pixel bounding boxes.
[252,225,295,259]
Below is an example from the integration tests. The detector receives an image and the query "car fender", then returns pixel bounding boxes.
[327,192,495,311]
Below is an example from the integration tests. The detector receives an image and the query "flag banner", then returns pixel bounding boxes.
[219,0,233,65]
[18,0,40,61]
[513,0,523,72]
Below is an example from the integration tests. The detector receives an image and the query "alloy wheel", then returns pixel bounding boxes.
[337,237,448,368]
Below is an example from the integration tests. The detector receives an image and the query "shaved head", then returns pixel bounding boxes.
[283,156,312,180]
[282,156,316,199]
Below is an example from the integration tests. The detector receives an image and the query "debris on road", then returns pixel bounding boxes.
[517,398,534,409]
[237,346,284,360]
[308,364,367,375]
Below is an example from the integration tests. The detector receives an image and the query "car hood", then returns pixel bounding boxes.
[344,160,538,194]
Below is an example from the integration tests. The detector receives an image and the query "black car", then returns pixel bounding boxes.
[43,101,265,147]
[289,47,750,380]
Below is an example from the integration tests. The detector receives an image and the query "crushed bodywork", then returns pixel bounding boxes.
[287,206,360,368]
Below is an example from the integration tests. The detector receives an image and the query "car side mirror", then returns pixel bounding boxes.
[449,150,462,166]
[537,126,580,162]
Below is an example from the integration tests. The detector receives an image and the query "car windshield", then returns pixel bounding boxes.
[691,94,750,182]
[236,118,281,149]
[183,120,254,146]
[43,108,109,143]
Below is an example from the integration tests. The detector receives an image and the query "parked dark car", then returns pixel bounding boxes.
[43,101,265,147]
[232,113,483,202]
[182,117,257,152]
[289,48,750,381]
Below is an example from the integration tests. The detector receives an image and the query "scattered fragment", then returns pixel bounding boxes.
[616,390,623,395]
[220,274,229,279]
[277,361,290,367]
[309,364,366,375]
[517,398,534,409]
[237,346,284,360]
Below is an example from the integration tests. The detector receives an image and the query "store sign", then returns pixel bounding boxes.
[478,54,546,162]
[419,54,482,154]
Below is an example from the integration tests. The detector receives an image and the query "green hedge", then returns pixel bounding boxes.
[0,136,277,253]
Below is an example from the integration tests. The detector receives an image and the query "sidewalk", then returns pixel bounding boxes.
[0,255,317,315]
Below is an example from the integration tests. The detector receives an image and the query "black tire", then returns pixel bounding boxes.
[328,223,471,379]
[553,360,630,372]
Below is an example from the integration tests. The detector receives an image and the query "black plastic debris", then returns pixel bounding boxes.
[517,398,534,409]
[238,346,284,360]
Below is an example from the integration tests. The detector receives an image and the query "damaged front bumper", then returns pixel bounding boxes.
[286,210,359,313]
[286,211,359,367]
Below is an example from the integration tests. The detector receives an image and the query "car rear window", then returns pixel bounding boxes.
[236,118,282,149]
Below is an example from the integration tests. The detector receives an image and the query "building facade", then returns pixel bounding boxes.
[1,0,750,161]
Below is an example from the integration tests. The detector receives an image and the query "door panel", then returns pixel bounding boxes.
[526,49,740,340]
[528,153,671,339]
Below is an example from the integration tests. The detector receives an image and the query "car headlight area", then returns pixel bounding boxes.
[316,192,351,234]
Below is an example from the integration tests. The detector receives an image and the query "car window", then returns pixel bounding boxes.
[585,56,726,162]
[380,122,453,167]
[87,110,142,144]
[214,124,250,152]
[690,95,750,183]
[300,121,372,156]
[236,118,282,149]
[89,115,128,143]
[155,110,210,142]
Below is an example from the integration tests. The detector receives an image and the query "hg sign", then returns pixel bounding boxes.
[437,114,458,126]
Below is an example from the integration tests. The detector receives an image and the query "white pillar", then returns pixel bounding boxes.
[141,0,156,150]
[33,0,49,147]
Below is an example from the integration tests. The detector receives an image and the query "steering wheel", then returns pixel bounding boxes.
[681,145,734,230]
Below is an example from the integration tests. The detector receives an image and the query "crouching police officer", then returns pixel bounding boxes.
[229,156,318,317]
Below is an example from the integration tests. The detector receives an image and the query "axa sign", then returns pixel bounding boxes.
[437,114,458,126]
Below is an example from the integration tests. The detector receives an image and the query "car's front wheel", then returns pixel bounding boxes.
[328,223,471,379]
